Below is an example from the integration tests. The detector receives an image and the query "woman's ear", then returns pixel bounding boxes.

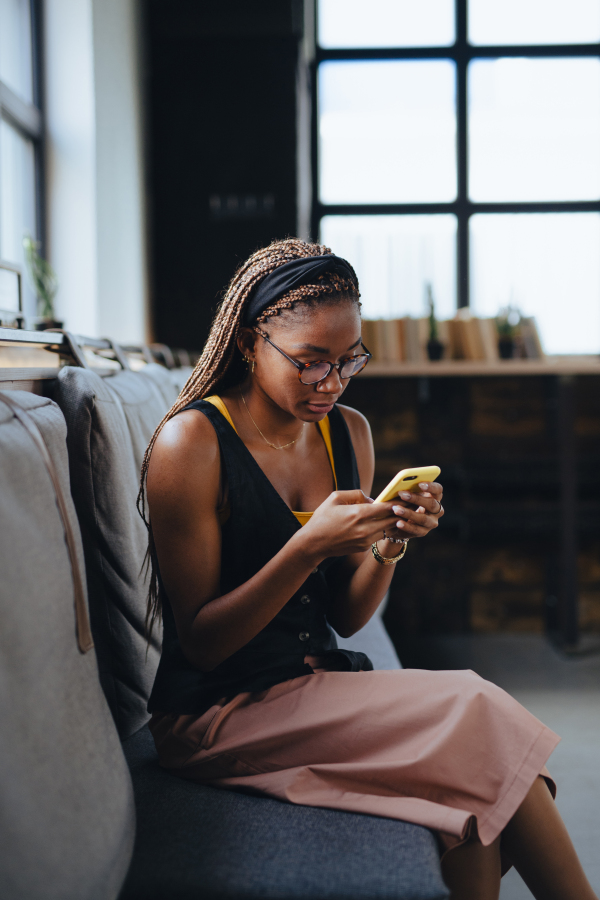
[237,327,258,360]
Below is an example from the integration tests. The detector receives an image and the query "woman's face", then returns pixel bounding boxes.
[239,300,363,422]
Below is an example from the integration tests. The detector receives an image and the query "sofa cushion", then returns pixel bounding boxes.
[121,725,448,900]
[168,365,194,393]
[50,367,172,738]
[141,362,181,407]
[336,613,401,670]
[0,390,135,900]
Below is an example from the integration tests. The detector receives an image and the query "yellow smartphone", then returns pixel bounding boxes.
[374,466,441,503]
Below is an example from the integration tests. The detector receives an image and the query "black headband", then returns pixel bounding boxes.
[242,254,357,326]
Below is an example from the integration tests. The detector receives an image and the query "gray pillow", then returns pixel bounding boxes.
[0,390,134,900]
[168,365,194,393]
[140,361,181,407]
[51,367,168,739]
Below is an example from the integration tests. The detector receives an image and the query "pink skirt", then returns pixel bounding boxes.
[149,668,558,855]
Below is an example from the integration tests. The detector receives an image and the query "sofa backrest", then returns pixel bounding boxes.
[0,390,135,900]
[140,361,181,407]
[50,366,174,738]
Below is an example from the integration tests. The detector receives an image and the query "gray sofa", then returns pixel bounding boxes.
[0,373,449,900]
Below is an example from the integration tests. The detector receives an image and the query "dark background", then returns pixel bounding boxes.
[145,0,304,351]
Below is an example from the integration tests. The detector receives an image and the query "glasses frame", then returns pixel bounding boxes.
[254,328,372,384]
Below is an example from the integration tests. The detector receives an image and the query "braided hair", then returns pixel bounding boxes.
[138,238,360,638]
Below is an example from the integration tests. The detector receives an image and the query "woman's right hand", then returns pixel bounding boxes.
[299,489,401,558]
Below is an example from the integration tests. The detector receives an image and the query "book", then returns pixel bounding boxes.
[476,318,500,362]
[360,320,378,359]
[379,319,403,362]
[519,317,545,359]
[402,317,422,361]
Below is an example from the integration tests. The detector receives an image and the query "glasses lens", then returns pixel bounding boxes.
[340,355,369,378]
[300,362,332,384]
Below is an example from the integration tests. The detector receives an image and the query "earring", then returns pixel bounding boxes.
[251,359,255,374]
[243,355,255,374]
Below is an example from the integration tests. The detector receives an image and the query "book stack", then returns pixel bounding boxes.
[361,315,544,363]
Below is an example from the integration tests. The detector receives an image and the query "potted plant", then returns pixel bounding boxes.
[23,235,61,331]
[426,284,444,361]
[496,305,521,359]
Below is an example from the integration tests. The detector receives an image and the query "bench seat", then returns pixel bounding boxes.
[121,723,448,900]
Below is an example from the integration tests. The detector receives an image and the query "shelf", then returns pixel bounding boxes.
[359,357,600,378]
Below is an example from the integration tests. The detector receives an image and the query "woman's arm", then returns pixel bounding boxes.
[325,406,443,637]
[147,410,402,671]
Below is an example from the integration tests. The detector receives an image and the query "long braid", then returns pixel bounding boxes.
[138,238,360,639]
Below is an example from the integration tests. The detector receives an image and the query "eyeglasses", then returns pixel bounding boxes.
[255,329,372,385]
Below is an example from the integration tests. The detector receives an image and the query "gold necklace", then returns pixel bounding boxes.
[240,390,305,450]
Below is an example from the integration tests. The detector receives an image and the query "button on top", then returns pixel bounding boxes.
[300,594,311,605]
[299,631,310,641]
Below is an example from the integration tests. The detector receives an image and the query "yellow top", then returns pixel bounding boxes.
[204,395,337,526]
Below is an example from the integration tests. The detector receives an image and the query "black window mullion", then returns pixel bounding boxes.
[30,0,46,254]
[456,0,468,308]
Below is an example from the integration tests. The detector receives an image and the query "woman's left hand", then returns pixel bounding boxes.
[388,481,444,540]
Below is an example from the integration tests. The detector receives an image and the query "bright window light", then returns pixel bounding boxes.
[470,213,600,355]
[321,215,457,320]
[319,61,457,204]
[319,0,455,48]
[469,0,600,46]
[0,0,34,103]
[469,58,600,203]
[0,119,36,317]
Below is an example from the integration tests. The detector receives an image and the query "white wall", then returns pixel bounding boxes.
[44,0,148,342]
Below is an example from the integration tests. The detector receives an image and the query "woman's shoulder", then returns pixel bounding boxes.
[336,403,372,445]
[335,404,374,490]
[147,408,221,502]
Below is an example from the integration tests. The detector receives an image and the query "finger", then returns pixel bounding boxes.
[334,489,374,505]
[392,517,434,538]
[396,493,440,515]
[418,481,443,499]
[361,500,402,519]
[392,506,439,530]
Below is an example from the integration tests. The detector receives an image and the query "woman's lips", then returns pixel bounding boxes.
[306,401,335,414]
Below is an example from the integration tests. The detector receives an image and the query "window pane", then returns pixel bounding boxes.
[0,119,36,319]
[0,0,34,103]
[470,214,600,355]
[320,61,456,204]
[0,265,20,314]
[319,0,454,48]
[469,58,600,202]
[321,215,456,320]
[469,0,600,46]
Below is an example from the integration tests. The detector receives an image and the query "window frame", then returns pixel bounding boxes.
[0,0,45,266]
[311,0,600,308]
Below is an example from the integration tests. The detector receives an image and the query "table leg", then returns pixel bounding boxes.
[556,375,579,649]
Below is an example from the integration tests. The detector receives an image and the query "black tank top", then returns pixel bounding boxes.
[148,400,373,715]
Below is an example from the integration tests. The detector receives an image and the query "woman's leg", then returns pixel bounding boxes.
[502,776,598,900]
[441,835,502,900]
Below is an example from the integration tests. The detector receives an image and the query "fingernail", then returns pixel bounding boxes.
[419,483,428,490]
[396,520,405,528]
[400,492,412,500]
[392,506,405,515]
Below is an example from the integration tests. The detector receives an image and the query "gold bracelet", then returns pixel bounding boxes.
[371,540,408,566]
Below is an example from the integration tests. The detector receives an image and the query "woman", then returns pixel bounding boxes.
[140,239,596,900]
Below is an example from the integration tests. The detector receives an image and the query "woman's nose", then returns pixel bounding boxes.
[316,367,343,394]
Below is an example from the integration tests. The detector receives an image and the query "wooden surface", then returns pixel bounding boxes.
[0,367,60,383]
[360,357,600,378]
